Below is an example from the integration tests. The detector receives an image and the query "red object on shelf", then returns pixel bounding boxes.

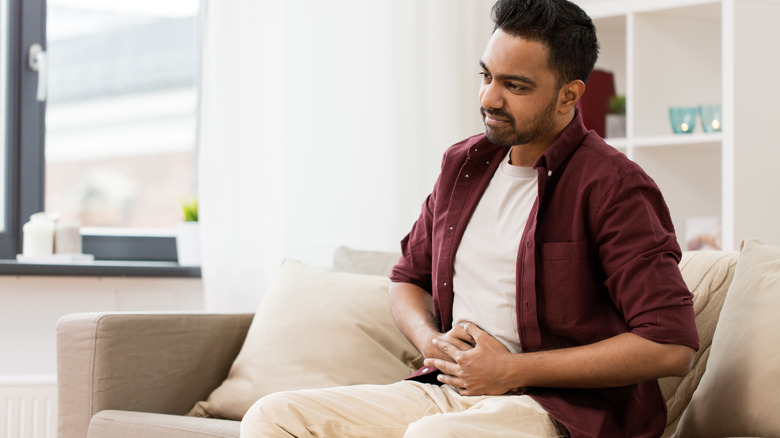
[577,69,615,138]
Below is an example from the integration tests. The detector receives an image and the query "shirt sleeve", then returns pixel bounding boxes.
[389,183,437,293]
[593,168,700,351]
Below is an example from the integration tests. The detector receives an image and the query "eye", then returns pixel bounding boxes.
[507,82,527,92]
[479,71,491,82]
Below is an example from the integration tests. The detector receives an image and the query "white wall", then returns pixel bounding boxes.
[0,275,203,375]
[199,0,497,312]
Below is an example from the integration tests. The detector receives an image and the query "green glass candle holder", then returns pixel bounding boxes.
[699,104,722,133]
[669,107,698,134]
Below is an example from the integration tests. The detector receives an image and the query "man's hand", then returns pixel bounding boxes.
[422,324,476,362]
[424,323,518,396]
[390,282,695,395]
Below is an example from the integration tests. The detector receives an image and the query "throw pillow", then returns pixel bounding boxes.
[188,259,423,420]
[659,250,738,436]
[674,239,780,437]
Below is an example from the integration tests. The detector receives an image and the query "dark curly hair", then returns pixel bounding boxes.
[491,0,599,87]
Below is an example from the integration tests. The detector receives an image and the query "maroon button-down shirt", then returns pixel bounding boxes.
[390,112,699,438]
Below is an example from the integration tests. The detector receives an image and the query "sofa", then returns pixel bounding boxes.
[57,240,780,438]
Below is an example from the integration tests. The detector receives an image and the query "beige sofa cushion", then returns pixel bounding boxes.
[188,259,422,420]
[659,250,738,436]
[88,410,240,438]
[331,245,401,276]
[674,239,780,437]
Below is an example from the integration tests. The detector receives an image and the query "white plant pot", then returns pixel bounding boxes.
[605,114,626,138]
[176,221,201,266]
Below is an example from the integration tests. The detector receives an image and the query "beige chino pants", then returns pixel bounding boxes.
[240,381,568,438]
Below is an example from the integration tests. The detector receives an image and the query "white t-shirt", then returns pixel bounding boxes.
[451,150,538,353]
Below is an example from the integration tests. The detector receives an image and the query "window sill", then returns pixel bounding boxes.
[0,260,201,277]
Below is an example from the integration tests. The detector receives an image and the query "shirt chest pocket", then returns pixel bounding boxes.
[537,240,595,328]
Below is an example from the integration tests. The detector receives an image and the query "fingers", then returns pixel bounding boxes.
[423,358,471,394]
[424,348,455,363]
[462,322,487,342]
[443,338,473,351]
[449,324,475,342]
[428,324,493,362]
[424,356,457,375]
[444,327,475,350]
[432,338,462,361]
[436,372,465,390]
[462,323,511,352]
[429,366,480,397]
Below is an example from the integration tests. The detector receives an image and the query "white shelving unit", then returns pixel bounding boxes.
[580,0,780,250]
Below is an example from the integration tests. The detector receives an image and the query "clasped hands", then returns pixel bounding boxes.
[423,322,521,396]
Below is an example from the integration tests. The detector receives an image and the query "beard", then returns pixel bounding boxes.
[481,93,559,147]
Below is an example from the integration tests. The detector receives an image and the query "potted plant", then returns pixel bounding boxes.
[175,198,201,266]
[606,94,626,138]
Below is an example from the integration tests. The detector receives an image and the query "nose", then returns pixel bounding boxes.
[480,81,503,111]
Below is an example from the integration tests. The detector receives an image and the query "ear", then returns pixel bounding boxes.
[557,79,586,113]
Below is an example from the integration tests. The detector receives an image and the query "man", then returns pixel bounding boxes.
[241,0,699,436]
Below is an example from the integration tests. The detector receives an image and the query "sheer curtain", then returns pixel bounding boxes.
[199,0,495,311]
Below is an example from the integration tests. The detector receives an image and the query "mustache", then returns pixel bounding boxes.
[480,107,515,124]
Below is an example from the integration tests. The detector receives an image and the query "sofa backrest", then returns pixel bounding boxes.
[659,250,738,436]
[331,246,402,276]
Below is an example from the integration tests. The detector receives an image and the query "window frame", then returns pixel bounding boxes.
[0,0,200,276]
[0,0,31,260]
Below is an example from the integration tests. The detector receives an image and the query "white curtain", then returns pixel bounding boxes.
[199,0,496,311]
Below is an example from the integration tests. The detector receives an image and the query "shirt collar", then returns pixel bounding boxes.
[465,135,504,160]
[533,109,589,176]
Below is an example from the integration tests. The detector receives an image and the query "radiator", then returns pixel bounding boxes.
[0,376,57,438]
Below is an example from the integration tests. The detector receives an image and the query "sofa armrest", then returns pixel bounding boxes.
[57,312,253,438]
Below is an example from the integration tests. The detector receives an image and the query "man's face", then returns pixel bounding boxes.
[479,29,561,148]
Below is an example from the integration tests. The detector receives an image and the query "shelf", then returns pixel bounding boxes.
[632,133,722,148]
[604,133,722,149]
[632,3,722,138]
[587,1,726,250]
[605,137,628,149]
[0,259,201,277]
[583,0,780,250]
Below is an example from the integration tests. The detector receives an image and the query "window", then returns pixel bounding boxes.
[0,0,201,271]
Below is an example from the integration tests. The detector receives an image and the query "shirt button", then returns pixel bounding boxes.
[486,160,490,165]
[547,170,552,176]
[449,226,453,230]
[422,367,430,373]
[443,282,447,287]
[464,174,469,178]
